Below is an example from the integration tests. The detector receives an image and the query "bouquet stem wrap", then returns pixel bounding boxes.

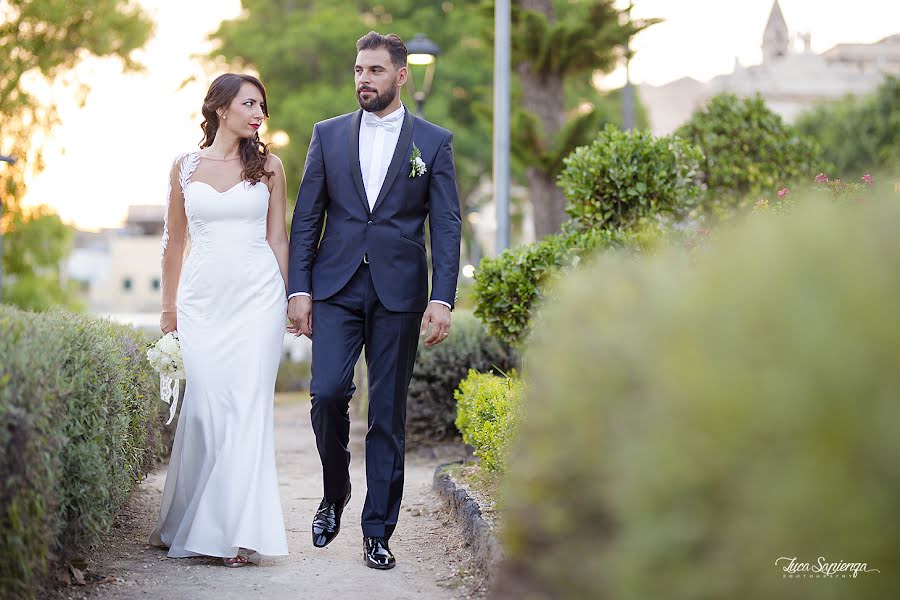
[160,374,180,425]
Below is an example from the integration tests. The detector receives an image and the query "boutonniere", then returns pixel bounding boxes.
[409,143,427,178]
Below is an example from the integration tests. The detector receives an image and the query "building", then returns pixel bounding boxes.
[639,1,900,135]
[66,205,167,314]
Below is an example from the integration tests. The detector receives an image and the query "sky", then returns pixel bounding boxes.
[21,0,900,230]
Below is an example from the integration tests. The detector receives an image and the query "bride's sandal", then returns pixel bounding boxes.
[223,548,261,568]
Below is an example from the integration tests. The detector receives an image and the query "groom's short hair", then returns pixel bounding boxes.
[356,32,408,68]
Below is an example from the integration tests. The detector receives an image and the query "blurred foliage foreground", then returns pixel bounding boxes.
[494,192,900,600]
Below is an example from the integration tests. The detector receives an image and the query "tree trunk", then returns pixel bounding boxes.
[526,166,567,238]
[517,0,568,239]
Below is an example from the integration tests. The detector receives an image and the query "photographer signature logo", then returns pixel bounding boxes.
[776,556,880,579]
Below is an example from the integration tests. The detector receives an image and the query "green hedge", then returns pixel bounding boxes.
[275,360,311,393]
[498,196,900,599]
[558,124,703,231]
[406,311,518,445]
[0,307,167,599]
[676,93,825,208]
[454,370,524,472]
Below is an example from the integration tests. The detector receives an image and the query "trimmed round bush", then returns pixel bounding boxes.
[474,227,631,346]
[454,370,524,472]
[676,93,824,206]
[558,123,703,230]
[498,196,900,599]
[406,311,518,445]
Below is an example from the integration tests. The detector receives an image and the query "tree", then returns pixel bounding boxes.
[795,77,900,179]
[210,0,495,205]
[0,0,152,309]
[210,0,652,243]
[1,205,82,311]
[504,0,658,238]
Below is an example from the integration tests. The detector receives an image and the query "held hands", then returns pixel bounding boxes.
[287,295,313,338]
[421,302,451,347]
[285,296,450,345]
[160,311,177,334]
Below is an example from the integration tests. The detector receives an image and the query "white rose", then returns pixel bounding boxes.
[147,347,162,364]
[157,333,178,354]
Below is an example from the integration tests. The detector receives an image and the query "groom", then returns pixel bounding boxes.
[287,31,462,570]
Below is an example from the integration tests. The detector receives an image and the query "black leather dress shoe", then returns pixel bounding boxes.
[363,536,396,569]
[312,488,351,548]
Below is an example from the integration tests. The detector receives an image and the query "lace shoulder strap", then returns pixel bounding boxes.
[162,151,200,256]
[178,151,200,192]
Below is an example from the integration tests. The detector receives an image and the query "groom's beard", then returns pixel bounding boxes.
[356,84,398,113]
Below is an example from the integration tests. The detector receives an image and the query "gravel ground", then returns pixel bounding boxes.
[49,396,486,600]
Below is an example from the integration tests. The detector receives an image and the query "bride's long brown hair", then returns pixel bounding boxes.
[199,73,274,184]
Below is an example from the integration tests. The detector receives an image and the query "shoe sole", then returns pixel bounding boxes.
[364,554,396,570]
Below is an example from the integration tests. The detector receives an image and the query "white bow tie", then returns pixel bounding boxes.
[363,111,402,132]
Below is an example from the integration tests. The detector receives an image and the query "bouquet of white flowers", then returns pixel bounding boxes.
[146,331,185,425]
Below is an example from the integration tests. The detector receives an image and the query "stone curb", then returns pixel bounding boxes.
[432,461,504,584]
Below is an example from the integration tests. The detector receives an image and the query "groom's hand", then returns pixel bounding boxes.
[421,302,451,347]
[288,295,313,338]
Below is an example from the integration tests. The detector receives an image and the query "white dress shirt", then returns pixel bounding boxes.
[290,103,450,310]
[360,104,405,211]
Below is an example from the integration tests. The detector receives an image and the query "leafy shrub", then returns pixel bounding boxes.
[473,227,631,346]
[676,93,825,207]
[796,76,900,178]
[475,125,701,347]
[0,307,166,598]
[498,197,900,599]
[406,311,518,446]
[454,370,524,472]
[558,123,703,230]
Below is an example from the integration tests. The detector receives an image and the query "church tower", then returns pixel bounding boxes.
[762,0,790,63]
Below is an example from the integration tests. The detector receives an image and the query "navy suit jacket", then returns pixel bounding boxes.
[288,108,462,313]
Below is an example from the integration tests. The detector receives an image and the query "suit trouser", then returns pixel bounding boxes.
[309,261,423,539]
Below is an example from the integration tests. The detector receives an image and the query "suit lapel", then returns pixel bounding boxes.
[348,110,370,215]
[371,109,415,215]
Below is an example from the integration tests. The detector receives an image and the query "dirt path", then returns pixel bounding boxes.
[57,397,483,600]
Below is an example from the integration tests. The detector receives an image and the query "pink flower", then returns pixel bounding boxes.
[815,173,829,183]
[777,188,790,199]
[861,173,873,185]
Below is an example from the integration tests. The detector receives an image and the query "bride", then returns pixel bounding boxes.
[151,73,290,567]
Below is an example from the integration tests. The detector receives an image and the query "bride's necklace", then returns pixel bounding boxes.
[200,153,240,161]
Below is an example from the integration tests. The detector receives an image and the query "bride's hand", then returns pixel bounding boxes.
[160,311,177,334]
[287,296,313,338]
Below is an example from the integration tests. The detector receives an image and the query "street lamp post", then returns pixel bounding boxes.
[406,33,440,118]
[0,154,14,303]
[494,0,511,253]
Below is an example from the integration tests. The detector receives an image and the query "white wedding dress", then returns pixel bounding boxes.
[150,151,289,558]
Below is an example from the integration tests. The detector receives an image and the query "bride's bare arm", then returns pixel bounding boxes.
[265,154,290,293]
[161,157,187,333]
